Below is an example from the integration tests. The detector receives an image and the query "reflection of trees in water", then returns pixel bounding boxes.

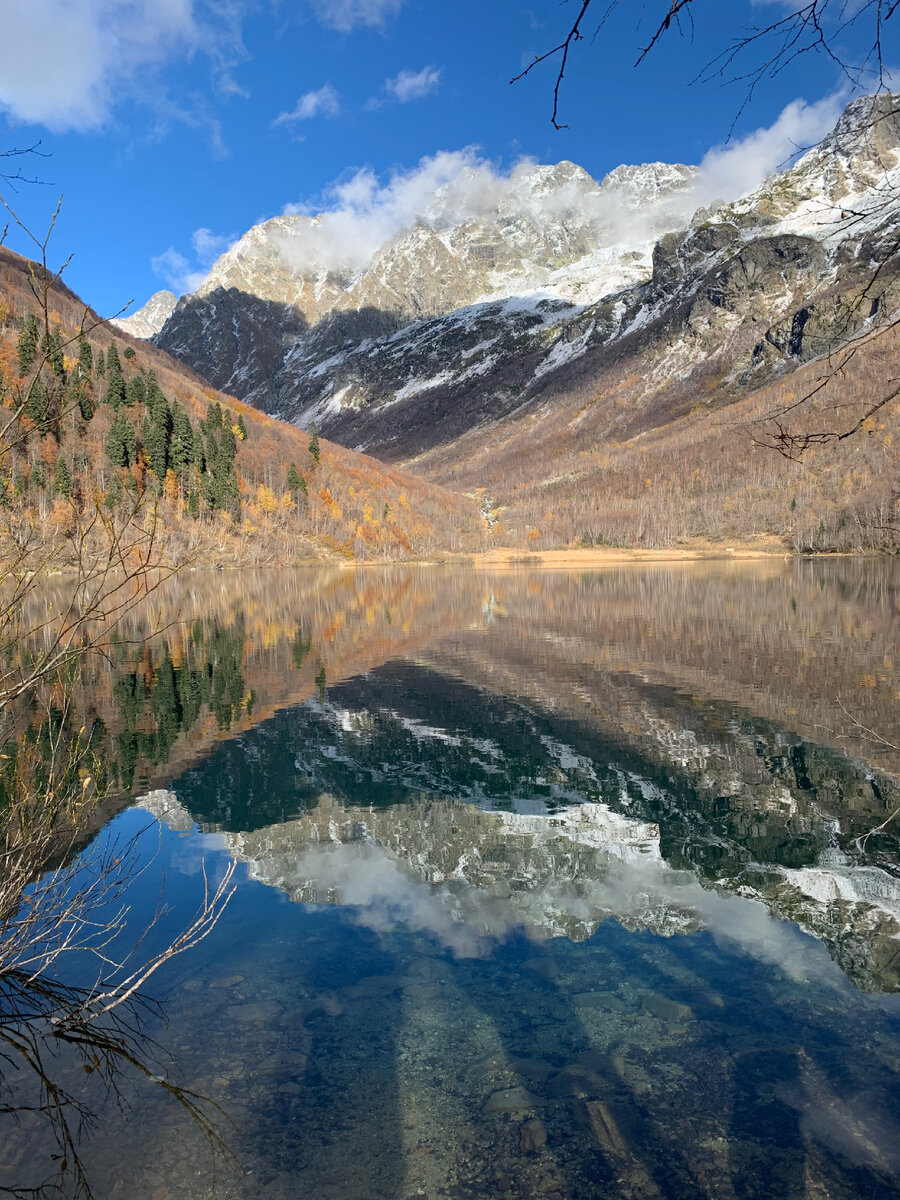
[109,617,248,789]
[0,656,237,1198]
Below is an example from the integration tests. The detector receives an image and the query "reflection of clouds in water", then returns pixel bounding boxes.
[291,844,521,957]
[166,831,230,884]
[282,837,843,987]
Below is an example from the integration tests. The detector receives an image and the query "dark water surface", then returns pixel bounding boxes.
[5,559,900,1200]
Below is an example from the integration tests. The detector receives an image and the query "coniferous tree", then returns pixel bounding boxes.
[17,314,38,374]
[237,413,247,440]
[308,421,320,465]
[219,422,236,465]
[169,402,193,480]
[42,329,65,381]
[121,411,137,466]
[105,344,125,407]
[79,389,95,421]
[286,462,302,493]
[104,413,127,469]
[104,410,136,469]
[188,488,200,518]
[78,334,93,377]
[192,428,206,473]
[96,351,106,378]
[25,378,50,427]
[142,398,171,480]
[125,375,146,408]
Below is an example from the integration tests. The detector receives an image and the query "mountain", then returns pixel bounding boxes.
[153,159,699,408]
[0,247,481,566]
[112,289,177,339]
[147,93,900,552]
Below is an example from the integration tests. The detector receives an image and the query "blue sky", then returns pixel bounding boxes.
[0,0,881,317]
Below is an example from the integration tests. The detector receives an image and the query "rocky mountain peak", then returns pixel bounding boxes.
[598,161,698,205]
[822,91,900,163]
[111,289,177,339]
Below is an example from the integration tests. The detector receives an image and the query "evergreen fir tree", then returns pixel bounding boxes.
[169,402,193,479]
[17,314,38,374]
[219,422,236,464]
[96,351,106,378]
[192,428,206,473]
[104,410,136,469]
[286,462,302,492]
[123,345,136,360]
[104,344,125,407]
[308,421,320,465]
[104,413,127,468]
[25,377,49,426]
[67,376,93,422]
[237,413,247,440]
[122,411,137,466]
[125,375,146,408]
[142,399,171,480]
[42,329,65,381]
[78,334,93,377]
[188,488,200,518]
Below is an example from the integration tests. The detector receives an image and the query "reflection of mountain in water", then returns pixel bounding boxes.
[146,660,900,991]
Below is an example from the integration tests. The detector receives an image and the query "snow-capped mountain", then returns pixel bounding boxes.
[152,94,900,469]
[152,157,700,406]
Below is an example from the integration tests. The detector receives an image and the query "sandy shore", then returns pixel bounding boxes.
[445,537,797,569]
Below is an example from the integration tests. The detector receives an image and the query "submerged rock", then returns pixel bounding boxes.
[640,993,694,1023]
[225,1000,283,1023]
[520,1117,548,1152]
[484,1087,543,1114]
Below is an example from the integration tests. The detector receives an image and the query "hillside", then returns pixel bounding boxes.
[0,247,481,566]
[143,94,900,553]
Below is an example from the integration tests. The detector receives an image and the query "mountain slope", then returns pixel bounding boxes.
[149,94,900,551]
[0,247,481,565]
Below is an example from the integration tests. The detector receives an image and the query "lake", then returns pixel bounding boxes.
[3,559,900,1200]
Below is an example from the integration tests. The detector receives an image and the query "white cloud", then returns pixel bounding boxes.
[691,92,847,209]
[273,84,341,126]
[151,247,207,294]
[279,148,515,272]
[384,65,441,103]
[0,0,247,132]
[271,93,848,280]
[152,224,236,293]
[307,0,404,31]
